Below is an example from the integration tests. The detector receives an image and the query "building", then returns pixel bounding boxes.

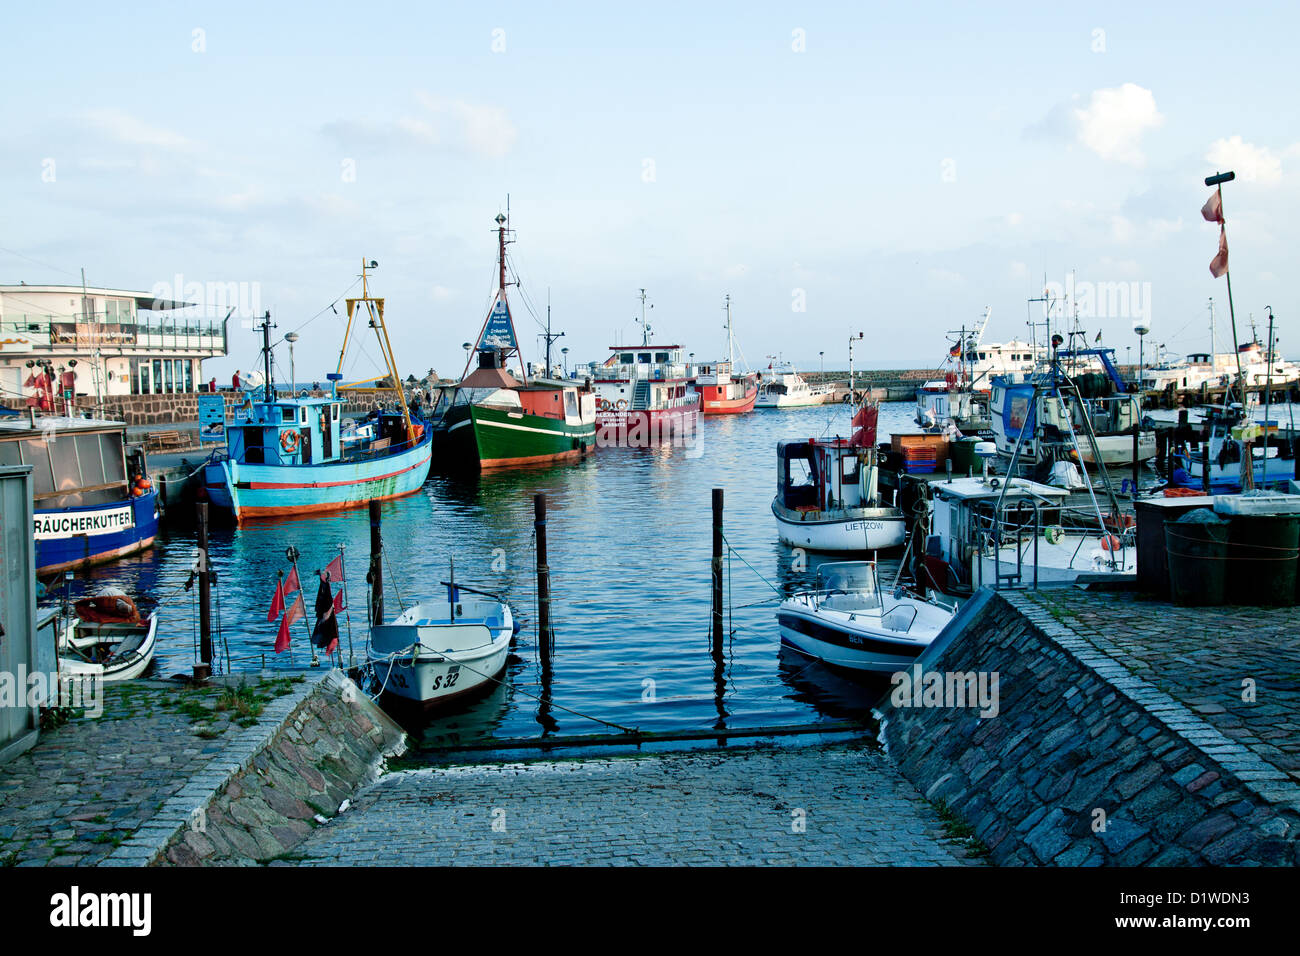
[0,283,228,411]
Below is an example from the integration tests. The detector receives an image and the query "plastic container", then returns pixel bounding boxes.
[1164,509,1229,607]
[949,438,979,474]
[1226,514,1299,607]
[1213,492,1300,516]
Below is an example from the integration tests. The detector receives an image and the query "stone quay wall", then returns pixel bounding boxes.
[104,670,406,867]
[878,590,1300,866]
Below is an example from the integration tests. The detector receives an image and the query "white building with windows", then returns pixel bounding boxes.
[0,283,227,409]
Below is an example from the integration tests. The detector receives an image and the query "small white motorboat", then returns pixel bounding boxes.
[774,435,907,552]
[368,584,515,710]
[58,589,158,681]
[776,562,956,673]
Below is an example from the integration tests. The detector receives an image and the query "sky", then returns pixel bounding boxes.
[2,1,1298,382]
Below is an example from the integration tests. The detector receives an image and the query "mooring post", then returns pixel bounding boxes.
[711,488,724,650]
[368,499,383,626]
[1131,429,1140,494]
[534,493,552,668]
[1202,445,1212,495]
[195,501,213,680]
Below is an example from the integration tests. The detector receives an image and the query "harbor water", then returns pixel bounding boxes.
[67,401,1034,744]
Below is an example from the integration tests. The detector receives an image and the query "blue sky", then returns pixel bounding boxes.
[2,1,1297,381]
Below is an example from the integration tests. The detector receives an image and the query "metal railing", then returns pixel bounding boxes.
[0,313,227,352]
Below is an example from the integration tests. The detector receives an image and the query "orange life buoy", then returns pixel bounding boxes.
[1100,533,1122,552]
[615,399,628,410]
[281,430,301,454]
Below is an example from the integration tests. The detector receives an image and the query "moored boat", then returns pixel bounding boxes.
[368,584,515,710]
[691,295,757,415]
[755,363,832,408]
[776,561,955,672]
[439,214,598,470]
[203,262,433,520]
[57,588,157,681]
[0,413,160,575]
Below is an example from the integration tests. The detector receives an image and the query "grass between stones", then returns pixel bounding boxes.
[933,799,991,859]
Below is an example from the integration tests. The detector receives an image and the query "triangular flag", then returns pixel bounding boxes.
[283,565,301,597]
[332,589,346,613]
[274,615,291,654]
[1210,225,1229,278]
[284,593,306,626]
[1201,191,1223,223]
[324,554,344,582]
[311,574,340,654]
[266,577,285,622]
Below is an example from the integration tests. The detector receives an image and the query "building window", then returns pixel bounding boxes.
[183,360,193,392]
[153,359,163,394]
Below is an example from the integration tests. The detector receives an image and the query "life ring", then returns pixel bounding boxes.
[1100,533,1122,552]
[1044,525,1064,546]
[281,430,301,454]
[615,399,628,410]
[598,398,612,412]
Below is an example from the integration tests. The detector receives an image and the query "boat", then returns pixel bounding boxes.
[776,561,956,672]
[691,296,757,415]
[0,413,160,575]
[1169,404,1295,492]
[916,475,1137,594]
[989,347,1155,469]
[755,363,833,408]
[367,583,515,710]
[57,588,157,681]
[439,215,598,469]
[592,290,701,444]
[773,397,908,551]
[203,261,433,520]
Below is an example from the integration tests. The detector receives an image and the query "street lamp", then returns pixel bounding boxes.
[561,346,569,377]
[1133,319,1150,393]
[819,350,825,376]
[284,332,300,394]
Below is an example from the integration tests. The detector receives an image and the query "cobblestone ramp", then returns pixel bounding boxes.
[299,743,982,866]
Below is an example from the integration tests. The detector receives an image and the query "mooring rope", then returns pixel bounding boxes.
[719,532,785,596]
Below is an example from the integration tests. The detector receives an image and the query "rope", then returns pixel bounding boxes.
[719,532,785,595]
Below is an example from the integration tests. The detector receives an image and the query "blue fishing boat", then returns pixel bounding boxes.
[203,260,433,521]
[0,413,160,575]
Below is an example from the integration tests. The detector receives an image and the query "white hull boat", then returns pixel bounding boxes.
[772,501,907,551]
[756,364,833,408]
[777,562,956,672]
[368,590,514,710]
[58,591,157,681]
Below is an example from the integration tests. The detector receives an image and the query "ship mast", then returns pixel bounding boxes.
[723,294,734,367]
[341,259,415,441]
[637,288,652,346]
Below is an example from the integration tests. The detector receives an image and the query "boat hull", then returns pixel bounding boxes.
[34,493,160,576]
[772,500,907,551]
[204,430,433,520]
[595,403,701,445]
[776,607,931,673]
[58,615,158,682]
[443,403,596,470]
[696,382,758,415]
[756,391,830,409]
[374,634,511,709]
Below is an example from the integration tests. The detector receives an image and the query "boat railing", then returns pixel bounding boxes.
[971,497,1040,590]
[880,603,918,634]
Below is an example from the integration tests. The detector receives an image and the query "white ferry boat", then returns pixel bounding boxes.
[755,363,833,408]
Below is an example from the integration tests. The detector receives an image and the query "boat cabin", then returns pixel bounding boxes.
[597,345,690,384]
[925,476,1067,585]
[0,415,138,510]
[225,396,411,466]
[776,438,881,513]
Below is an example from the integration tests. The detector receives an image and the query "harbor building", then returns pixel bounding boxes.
[0,283,227,412]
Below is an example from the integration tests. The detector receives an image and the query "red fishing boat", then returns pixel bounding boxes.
[692,295,757,415]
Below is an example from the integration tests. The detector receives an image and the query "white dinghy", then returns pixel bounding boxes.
[776,562,956,673]
[58,588,158,682]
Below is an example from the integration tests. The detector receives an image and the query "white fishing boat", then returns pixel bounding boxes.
[776,562,956,672]
[774,433,908,551]
[368,585,515,709]
[756,362,833,408]
[57,589,157,681]
[1169,404,1294,492]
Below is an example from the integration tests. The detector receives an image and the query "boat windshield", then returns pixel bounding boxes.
[816,561,878,596]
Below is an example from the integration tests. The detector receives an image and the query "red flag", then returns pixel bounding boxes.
[284,593,306,626]
[1201,191,1223,223]
[849,404,879,448]
[324,554,344,582]
[283,565,301,597]
[1210,225,1228,278]
[274,615,291,653]
[332,589,346,613]
[266,578,285,622]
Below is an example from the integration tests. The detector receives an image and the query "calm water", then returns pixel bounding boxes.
[72,401,922,743]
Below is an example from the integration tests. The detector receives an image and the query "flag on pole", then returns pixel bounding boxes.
[311,572,340,655]
[266,577,285,622]
[332,589,346,613]
[275,614,292,654]
[284,593,306,626]
[1210,225,1229,278]
[324,554,344,583]
[283,565,301,597]
[1201,191,1223,223]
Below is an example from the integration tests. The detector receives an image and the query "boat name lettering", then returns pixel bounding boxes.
[34,506,135,540]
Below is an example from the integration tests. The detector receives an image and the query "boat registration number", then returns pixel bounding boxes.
[429,666,461,692]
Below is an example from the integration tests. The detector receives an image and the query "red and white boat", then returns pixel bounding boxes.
[592,290,701,445]
[691,295,758,415]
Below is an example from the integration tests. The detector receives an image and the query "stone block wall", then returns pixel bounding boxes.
[878,591,1300,865]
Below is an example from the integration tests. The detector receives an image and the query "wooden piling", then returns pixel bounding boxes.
[368,499,383,626]
[534,493,552,667]
[1202,446,1211,495]
[711,488,724,650]
[1131,430,1140,493]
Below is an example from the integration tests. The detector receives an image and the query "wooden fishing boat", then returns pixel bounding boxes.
[58,589,157,681]
[692,296,757,415]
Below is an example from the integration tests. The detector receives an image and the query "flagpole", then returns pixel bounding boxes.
[338,543,353,669]
[287,546,318,667]
[1206,171,1245,407]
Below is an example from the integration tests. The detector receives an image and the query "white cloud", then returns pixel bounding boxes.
[1005,212,1023,226]
[1205,136,1283,185]
[414,92,517,159]
[82,109,195,151]
[431,284,454,301]
[1073,84,1163,166]
[1010,261,1029,278]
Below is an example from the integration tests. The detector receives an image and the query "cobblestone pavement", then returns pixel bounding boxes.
[300,742,983,865]
[1025,591,1300,783]
[0,676,303,867]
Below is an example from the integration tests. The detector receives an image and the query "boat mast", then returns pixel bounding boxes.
[257,311,275,400]
[637,288,652,346]
[345,259,415,441]
[724,294,734,367]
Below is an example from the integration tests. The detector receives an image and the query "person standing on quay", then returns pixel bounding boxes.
[232,370,241,391]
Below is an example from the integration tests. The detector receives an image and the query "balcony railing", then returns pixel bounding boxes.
[0,312,227,352]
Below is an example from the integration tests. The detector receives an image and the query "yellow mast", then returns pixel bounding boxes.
[341,259,415,442]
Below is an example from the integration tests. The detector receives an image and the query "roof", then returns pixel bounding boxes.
[0,415,126,435]
[0,285,194,311]
[929,476,1069,501]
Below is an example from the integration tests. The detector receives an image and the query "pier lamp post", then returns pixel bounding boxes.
[561,346,569,377]
[1133,319,1150,393]
[284,332,300,395]
[820,351,825,376]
